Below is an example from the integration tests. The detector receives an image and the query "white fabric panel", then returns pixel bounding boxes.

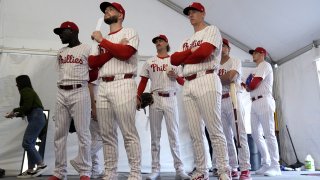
[275,47,320,169]
[0,53,197,176]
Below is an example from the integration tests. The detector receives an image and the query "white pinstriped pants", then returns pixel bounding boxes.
[53,86,92,179]
[149,93,184,173]
[183,74,230,175]
[212,93,251,171]
[251,96,279,167]
[96,79,141,180]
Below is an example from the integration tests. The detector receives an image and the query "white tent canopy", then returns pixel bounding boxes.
[1,0,320,176]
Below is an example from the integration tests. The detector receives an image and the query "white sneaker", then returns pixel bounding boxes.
[70,159,80,173]
[255,165,270,175]
[219,173,231,180]
[264,166,282,176]
[176,171,191,179]
[146,172,160,180]
[32,164,48,177]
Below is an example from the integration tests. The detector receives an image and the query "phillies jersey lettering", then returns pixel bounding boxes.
[99,28,139,77]
[57,44,90,85]
[150,63,168,72]
[58,54,83,64]
[183,40,203,50]
[178,25,222,76]
[140,56,182,93]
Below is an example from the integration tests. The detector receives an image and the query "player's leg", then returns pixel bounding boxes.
[149,95,163,175]
[163,96,188,178]
[96,82,119,179]
[111,79,141,180]
[251,105,271,174]
[71,87,92,177]
[259,98,281,176]
[197,75,230,176]
[90,119,104,177]
[183,88,207,177]
[53,91,72,179]
[221,99,238,172]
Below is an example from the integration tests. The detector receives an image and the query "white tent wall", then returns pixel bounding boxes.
[0,0,256,176]
[275,47,320,169]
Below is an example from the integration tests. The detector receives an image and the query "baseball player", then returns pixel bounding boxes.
[137,35,189,180]
[246,47,281,177]
[212,38,252,180]
[70,80,104,179]
[171,2,231,180]
[90,2,141,180]
[50,21,93,180]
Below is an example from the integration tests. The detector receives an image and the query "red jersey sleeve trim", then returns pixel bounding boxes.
[170,49,192,66]
[99,39,137,60]
[88,52,113,69]
[137,76,149,97]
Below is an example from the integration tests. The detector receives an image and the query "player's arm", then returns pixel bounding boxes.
[91,30,136,61]
[220,70,239,85]
[246,77,263,91]
[137,76,149,109]
[88,83,97,121]
[176,76,185,86]
[171,49,192,66]
[88,52,113,69]
[183,42,215,64]
[88,68,99,83]
[99,39,136,61]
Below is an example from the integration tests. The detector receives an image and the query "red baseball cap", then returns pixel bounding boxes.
[100,2,125,19]
[53,21,79,35]
[152,34,168,44]
[183,2,205,15]
[249,47,267,56]
[223,38,230,47]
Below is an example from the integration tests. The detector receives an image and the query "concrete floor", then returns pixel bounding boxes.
[1,171,320,179]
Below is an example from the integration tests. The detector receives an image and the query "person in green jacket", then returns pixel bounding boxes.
[5,75,48,178]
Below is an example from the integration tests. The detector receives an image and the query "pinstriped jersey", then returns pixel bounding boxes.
[56,44,90,85]
[179,25,222,77]
[250,61,273,97]
[99,27,139,77]
[218,57,242,93]
[140,56,182,93]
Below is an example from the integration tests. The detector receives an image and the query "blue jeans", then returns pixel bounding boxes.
[22,108,46,169]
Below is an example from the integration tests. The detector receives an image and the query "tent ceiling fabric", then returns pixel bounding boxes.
[165,0,320,62]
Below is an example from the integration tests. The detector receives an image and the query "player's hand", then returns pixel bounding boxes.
[5,111,15,119]
[191,46,199,53]
[136,95,141,110]
[167,70,177,80]
[91,31,104,43]
[119,38,129,45]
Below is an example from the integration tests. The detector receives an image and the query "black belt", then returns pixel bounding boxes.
[184,69,214,81]
[251,95,263,102]
[102,74,134,82]
[58,84,82,90]
[158,92,176,97]
[222,93,230,99]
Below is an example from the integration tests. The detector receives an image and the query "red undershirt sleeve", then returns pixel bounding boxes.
[88,52,113,69]
[248,77,263,90]
[137,76,149,97]
[99,39,136,60]
[183,42,215,64]
[88,69,99,83]
[170,49,192,66]
[176,76,184,86]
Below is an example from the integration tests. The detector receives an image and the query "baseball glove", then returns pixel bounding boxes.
[140,92,154,109]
